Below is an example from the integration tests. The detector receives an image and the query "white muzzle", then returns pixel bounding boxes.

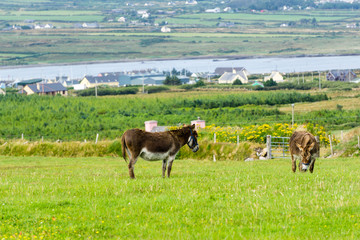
[302,164,309,170]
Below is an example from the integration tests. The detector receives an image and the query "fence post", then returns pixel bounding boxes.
[341,130,343,141]
[237,135,239,145]
[214,133,216,143]
[358,136,359,148]
[21,133,24,140]
[282,137,285,158]
[329,135,333,156]
[266,135,272,159]
[42,136,44,142]
[95,133,99,144]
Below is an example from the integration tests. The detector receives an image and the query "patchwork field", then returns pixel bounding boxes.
[1,8,360,65]
[0,156,359,239]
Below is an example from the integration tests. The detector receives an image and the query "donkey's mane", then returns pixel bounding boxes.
[169,126,190,136]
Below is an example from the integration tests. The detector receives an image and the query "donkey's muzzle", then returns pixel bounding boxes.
[192,145,199,153]
[301,163,309,172]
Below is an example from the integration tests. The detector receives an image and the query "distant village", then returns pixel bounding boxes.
[0,67,358,96]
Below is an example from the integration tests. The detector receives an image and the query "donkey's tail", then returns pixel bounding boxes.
[121,134,128,163]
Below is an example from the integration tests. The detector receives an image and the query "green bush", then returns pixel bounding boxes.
[144,86,170,94]
[76,87,138,96]
[232,79,242,85]
[179,84,195,90]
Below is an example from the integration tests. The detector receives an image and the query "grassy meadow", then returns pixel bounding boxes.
[0,156,359,239]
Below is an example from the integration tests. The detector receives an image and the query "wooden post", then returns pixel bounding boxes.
[329,135,333,156]
[291,104,295,127]
[297,73,299,85]
[341,131,343,141]
[358,136,359,148]
[21,133,24,140]
[237,135,239,145]
[95,133,99,144]
[213,133,217,162]
[302,72,304,83]
[266,135,272,159]
[42,136,44,142]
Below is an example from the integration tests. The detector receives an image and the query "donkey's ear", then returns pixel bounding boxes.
[308,142,315,151]
[191,124,195,129]
[296,143,304,152]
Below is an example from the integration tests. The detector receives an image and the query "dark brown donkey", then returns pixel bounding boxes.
[289,131,320,173]
[121,124,199,178]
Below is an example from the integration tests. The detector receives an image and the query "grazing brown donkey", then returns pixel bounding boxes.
[121,124,199,178]
[289,131,320,173]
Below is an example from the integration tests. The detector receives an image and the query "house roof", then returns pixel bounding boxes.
[83,75,118,84]
[131,77,164,85]
[214,67,246,75]
[18,79,43,86]
[219,71,247,81]
[26,83,67,93]
[328,70,356,78]
[65,80,79,85]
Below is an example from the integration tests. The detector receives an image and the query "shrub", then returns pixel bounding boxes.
[144,86,170,94]
[195,80,205,87]
[179,84,195,90]
[264,78,277,87]
[76,87,138,96]
[232,79,242,85]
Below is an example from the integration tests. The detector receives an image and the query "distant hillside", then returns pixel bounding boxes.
[1,0,359,11]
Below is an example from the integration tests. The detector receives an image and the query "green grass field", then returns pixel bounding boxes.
[1,156,359,239]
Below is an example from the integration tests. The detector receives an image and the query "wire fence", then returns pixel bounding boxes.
[0,133,108,143]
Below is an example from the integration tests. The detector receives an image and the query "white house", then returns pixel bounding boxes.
[82,22,99,28]
[264,71,284,82]
[205,7,221,13]
[44,24,53,29]
[73,84,87,90]
[118,17,126,22]
[218,69,248,84]
[161,26,171,33]
[137,10,148,15]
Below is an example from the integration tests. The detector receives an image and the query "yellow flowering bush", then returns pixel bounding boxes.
[304,122,340,145]
[201,123,338,146]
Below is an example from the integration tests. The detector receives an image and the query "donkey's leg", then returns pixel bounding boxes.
[167,156,175,178]
[310,158,316,173]
[128,156,138,179]
[291,155,296,173]
[162,159,167,178]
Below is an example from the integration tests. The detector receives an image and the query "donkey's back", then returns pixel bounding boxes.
[289,131,320,173]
